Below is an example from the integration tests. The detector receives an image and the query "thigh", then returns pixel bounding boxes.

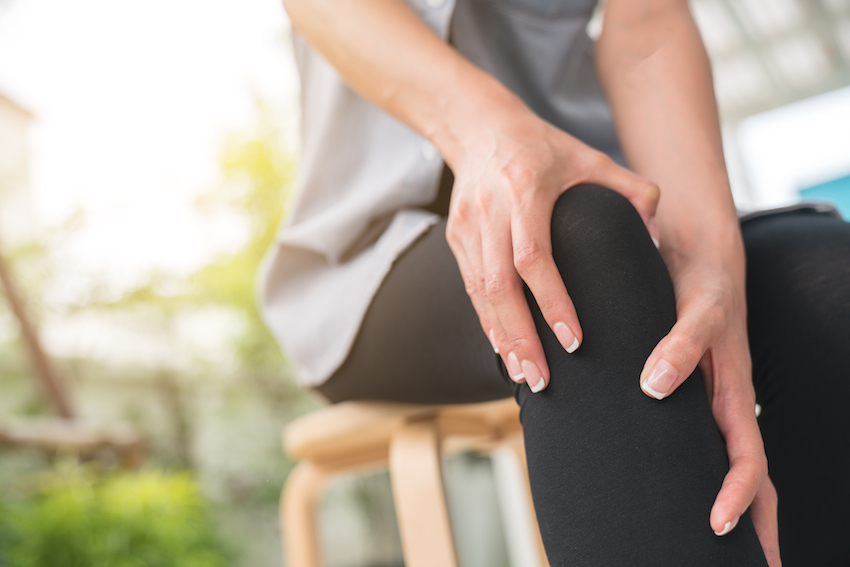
[317,217,514,404]
[743,209,850,566]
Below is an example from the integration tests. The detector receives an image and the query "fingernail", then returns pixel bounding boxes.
[714,515,740,536]
[522,360,546,393]
[488,329,499,354]
[507,352,525,383]
[554,322,579,353]
[641,359,678,400]
[648,217,660,248]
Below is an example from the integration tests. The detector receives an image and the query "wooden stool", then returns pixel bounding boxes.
[280,398,549,567]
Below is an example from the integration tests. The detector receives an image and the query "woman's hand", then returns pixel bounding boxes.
[640,251,781,565]
[285,0,659,395]
[443,101,660,392]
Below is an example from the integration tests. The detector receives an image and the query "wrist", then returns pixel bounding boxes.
[426,66,533,172]
[662,216,745,282]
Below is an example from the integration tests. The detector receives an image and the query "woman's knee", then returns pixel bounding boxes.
[744,211,850,339]
[550,184,655,264]
[744,211,850,396]
[543,185,676,344]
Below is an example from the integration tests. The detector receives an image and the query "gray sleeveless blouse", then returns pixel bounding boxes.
[260,0,622,386]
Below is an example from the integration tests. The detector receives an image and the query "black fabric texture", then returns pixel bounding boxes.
[317,185,849,565]
[742,210,850,566]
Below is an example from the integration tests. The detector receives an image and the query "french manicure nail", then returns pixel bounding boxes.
[522,360,545,393]
[488,329,499,354]
[554,322,579,353]
[714,515,740,536]
[507,352,525,382]
[641,359,678,400]
[648,217,660,248]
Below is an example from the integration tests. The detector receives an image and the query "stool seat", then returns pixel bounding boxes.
[285,398,521,463]
[280,397,547,567]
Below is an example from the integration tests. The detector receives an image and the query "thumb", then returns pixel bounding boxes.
[639,311,715,400]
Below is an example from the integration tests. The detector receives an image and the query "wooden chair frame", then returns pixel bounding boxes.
[280,399,549,567]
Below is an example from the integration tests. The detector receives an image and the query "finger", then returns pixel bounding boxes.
[750,476,781,566]
[709,412,766,537]
[480,215,549,393]
[446,224,503,361]
[510,199,583,354]
[708,352,768,536]
[462,230,526,383]
[489,323,525,383]
[639,307,720,400]
[581,152,660,243]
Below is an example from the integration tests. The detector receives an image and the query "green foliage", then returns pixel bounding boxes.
[0,469,237,567]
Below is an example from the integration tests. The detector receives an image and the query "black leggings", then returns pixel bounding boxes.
[318,186,850,566]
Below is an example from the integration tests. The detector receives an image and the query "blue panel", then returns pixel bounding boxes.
[799,174,850,220]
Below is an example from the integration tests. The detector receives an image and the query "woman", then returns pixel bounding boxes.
[261,0,850,564]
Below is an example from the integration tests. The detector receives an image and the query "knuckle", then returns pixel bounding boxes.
[513,240,547,273]
[503,165,538,195]
[507,334,534,354]
[492,326,509,345]
[475,189,495,216]
[644,181,661,203]
[702,297,728,330]
[445,218,463,246]
[445,229,461,252]
[483,271,511,299]
[462,275,478,297]
[577,151,607,179]
[535,294,564,317]
[450,198,472,225]
[667,331,704,366]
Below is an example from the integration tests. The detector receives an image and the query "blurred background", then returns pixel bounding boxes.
[0,0,848,566]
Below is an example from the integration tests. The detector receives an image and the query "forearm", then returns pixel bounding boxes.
[282,0,527,170]
[596,0,743,278]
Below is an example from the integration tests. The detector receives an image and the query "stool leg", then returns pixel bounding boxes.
[389,418,459,567]
[281,461,330,567]
[508,438,550,567]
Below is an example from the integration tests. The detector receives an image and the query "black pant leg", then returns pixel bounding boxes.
[743,210,850,567]
[317,215,513,405]
[518,186,766,566]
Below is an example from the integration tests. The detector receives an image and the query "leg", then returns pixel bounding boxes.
[518,186,766,566]
[743,210,850,566]
[389,417,460,567]
[319,186,767,565]
[282,461,332,567]
[317,215,513,405]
